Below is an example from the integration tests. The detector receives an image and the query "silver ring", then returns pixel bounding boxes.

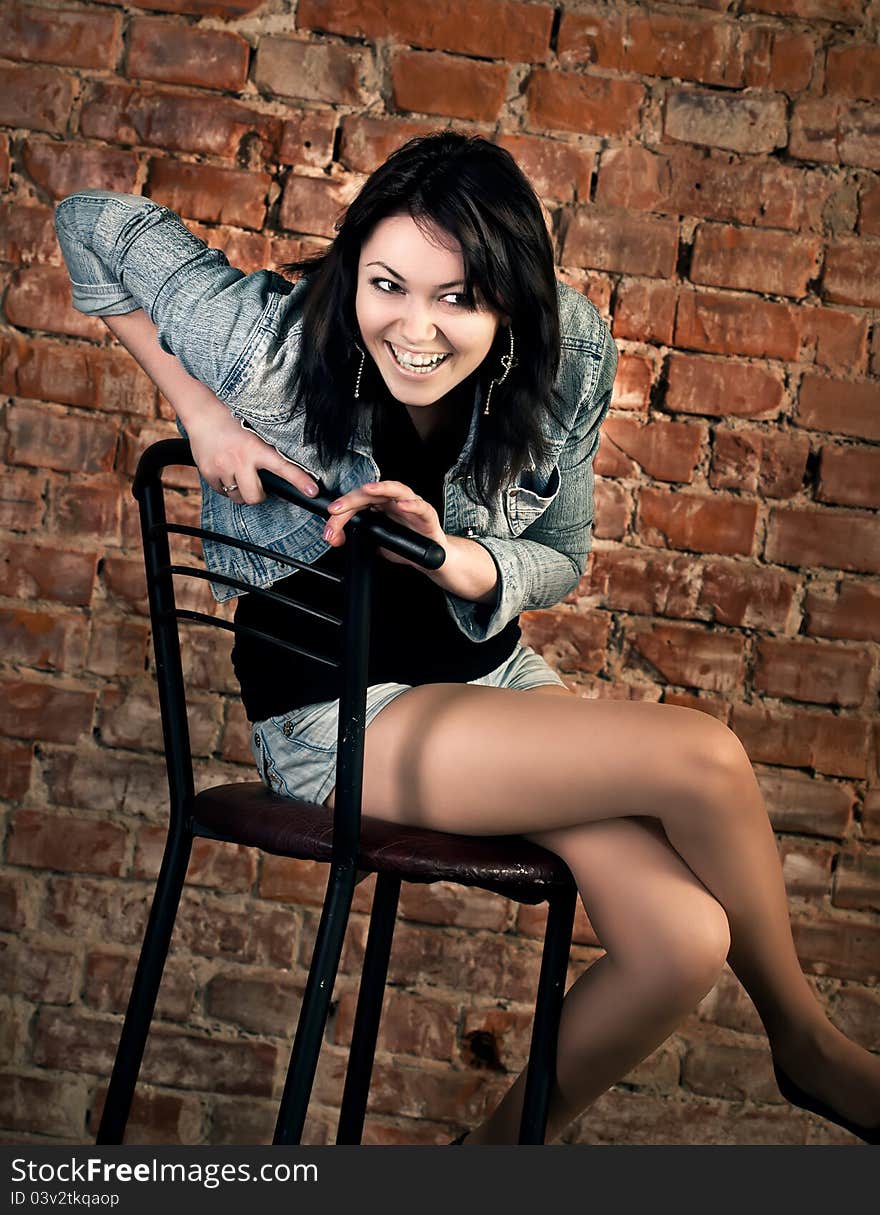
[221,482,238,495]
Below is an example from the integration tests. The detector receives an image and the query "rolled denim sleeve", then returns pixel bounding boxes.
[445,323,617,642]
[53,189,291,399]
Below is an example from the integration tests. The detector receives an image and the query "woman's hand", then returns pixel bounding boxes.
[186,402,320,504]
[324,480,447,568]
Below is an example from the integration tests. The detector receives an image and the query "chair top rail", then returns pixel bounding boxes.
[174,611,339,669]
[168,564,343,629]
[160,523,342,585]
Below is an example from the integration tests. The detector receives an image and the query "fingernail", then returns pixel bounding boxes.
[329,502,343,512]
[323,524,333,541]
[304,482,318,496]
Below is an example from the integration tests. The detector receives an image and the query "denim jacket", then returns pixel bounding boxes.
[54,189,617,643]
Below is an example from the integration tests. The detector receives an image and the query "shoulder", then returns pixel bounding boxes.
[556,279,609,352]
[554,280,617,414]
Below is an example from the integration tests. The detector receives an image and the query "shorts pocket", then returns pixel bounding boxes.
[268,699,339,754]
[251,725,294,797]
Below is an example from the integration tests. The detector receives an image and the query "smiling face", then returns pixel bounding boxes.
[355,212,506,411]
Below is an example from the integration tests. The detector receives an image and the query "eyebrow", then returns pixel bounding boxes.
[365,261,466,290]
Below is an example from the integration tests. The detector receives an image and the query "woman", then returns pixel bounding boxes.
[55,131,879,1145]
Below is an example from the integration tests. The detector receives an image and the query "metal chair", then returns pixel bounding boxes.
[96,437,578,1146]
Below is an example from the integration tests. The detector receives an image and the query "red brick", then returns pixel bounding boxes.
[860,181,880,236]
[584,549,699,621]
[391,50,508,123]
[804,581,880,642]
[743,27,816,93]
[741,0,863,20]
[0,738,32,801]
[637,487,759,556]
[690,223,821,299]
[6,402,118,474]
[0,938,79,1003]
[5,267,105,341]
[732,703,869,780]
[134,826,255,891]
[0,134,9,189]
[790,98,880,170]
[825,45,880,101]
[666,353,785,419]
[299,0,554,63]
[682,1036,781,1102]
[43,746,167,819]
[758,768,854,838]
[823,239,880,308]
[0,538,97,606]
[527,69,644,138]
[203,971,304,1036]
[98,685,221,757]
[22,138,138,200]
[610,353,655,411]
[101,556,149,615]
[496,132,595,203]
[80,81,281,161]
[596,146,832,232]
[0,607,87,672]
[711,428,810,498]
[818,444,880,510]
[278,173,358,240]
[122,0,265,14]
[0,1073,87,1138]
[0,63,75,134]
[0,680,95,744]
[755,638,871,706]
[47,475,124,545]
[0,469,46,531]
[84,948,196,1021]
[147,159,269,230]
[675,290,799,361]
[790,917,880,984]
[612,280,677,345]
[624,11,743,86]
[798,377,880,443]
[834,847,880,912]
[126,17,249,92]
[0,202,57,264]
[338,985,456,1061]
[88,1085,206,1146]
[664,89,787,154]
[766,507,880,574]
[602,417,703,482]
[337,113,438,175]
[700,559,799,631]
[255,35,372,107]
[799,308,868,373]
[277,109,339,169]
[86,616,150,678]
[563,207,678,278]
[0,872,28,931]
[632,622,745,692]
[5,3,121,70]
[7,334,156,413]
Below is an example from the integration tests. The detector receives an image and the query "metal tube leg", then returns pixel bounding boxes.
[97,829,193,1144]
[336,871,401,1144]
[273,863,359,1145]
[518,882,578,1144]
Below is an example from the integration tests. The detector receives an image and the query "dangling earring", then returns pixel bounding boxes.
[483,325,516,418]
[353,341,366,399]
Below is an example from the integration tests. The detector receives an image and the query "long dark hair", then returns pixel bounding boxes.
[279,129,564,508]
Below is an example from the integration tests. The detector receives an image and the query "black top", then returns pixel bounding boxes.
[232,391,521,722]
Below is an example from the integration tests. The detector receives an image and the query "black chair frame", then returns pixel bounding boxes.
[96,438,577,1146]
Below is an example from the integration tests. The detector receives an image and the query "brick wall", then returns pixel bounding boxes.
[1,0,878,1146]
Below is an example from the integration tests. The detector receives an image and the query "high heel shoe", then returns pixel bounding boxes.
[773,1061,879,1145]
[448,1131,469,1145]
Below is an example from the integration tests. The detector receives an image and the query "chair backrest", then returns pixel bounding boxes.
[132,438,445,869]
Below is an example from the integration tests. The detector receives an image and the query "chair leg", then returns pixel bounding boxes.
[273,861,360,1145]
[336,871,401,1144]
[518,881,578,1144]
[97,827,193,1144]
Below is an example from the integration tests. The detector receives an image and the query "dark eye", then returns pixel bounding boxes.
[369,277,401,294]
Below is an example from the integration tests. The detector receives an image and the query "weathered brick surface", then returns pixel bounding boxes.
[2,0,878,1151]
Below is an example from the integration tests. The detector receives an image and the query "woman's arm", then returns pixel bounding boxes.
[103,310,319,503]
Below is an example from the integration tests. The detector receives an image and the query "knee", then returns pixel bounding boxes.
[683,717,756,812]
[640,899,731,1006]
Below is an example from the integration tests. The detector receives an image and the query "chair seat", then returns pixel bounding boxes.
[192,783,574,904]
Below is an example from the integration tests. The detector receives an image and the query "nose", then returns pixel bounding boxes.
[399,298,438,346]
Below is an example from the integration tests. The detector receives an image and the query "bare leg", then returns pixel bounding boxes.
[323,682,880,1136]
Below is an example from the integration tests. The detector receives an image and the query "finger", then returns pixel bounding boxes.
[361,480,417,499]
[234,465,266,506]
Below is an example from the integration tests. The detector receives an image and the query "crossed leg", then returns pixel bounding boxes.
[323,679,880,1142]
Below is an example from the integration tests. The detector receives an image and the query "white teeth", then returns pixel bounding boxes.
[389,342,449,372]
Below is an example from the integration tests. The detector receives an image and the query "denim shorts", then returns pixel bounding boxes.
[249,642,567,808]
